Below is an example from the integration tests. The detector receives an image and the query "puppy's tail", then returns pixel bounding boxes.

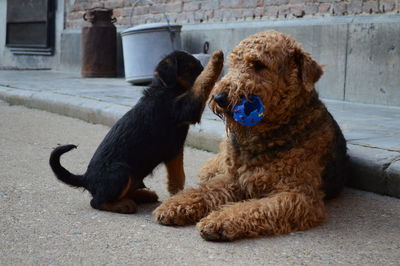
[49,144,86,188]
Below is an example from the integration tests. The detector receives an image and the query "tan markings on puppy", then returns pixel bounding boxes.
[126,188,159,204]
[177,76,193,90]
[165,149,186,195]
[118,176,133,200]
[100,198,137,214]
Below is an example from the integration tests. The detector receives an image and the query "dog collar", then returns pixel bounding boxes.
[233,95,265,126]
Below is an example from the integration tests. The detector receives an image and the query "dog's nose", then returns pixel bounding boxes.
[214,93,229,109]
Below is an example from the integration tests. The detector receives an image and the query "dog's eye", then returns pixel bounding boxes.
[252,61,267,71]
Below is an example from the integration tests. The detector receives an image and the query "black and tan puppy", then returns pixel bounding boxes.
[50,50,224,214]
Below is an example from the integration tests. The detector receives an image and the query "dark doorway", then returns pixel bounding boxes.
[6,0,56,55]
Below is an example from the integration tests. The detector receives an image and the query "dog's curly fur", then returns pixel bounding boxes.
[49,50,224,214]
[153,31,348,241]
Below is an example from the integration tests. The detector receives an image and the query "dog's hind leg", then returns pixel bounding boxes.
[126,188,159,203]
[121,176,159,203]
[89,176,138,214]
[197,192,326,241]
[164,149,185,195]
[91,198,138,214]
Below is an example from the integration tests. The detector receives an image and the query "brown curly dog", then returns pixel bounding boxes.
[153,30,348,241]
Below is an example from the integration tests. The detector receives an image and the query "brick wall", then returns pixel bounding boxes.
[65,0,400,28]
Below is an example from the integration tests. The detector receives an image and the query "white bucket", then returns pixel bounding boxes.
[121,23,182,84]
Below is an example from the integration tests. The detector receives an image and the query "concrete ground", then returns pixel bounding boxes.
[1,100,400,265]
[1,70,400,198]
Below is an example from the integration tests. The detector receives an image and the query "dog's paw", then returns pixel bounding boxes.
[197,213,238,242]
[153,191,207,226]
[168,188,180,196]
[152,202,197,226]
[167,184,183,196]
[128,188,159,204]
[211,50,224,63]
[99,198,138,214]
[116,199,138,214]
[209,50,224,71]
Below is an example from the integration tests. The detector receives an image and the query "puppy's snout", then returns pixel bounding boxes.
[214,93,229,109]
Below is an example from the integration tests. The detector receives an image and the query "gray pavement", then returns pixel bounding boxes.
[0,70,400,198]
[1,100,399,265]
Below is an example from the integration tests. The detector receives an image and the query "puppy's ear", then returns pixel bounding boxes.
[154,56,178,88]
[294,49,323,92]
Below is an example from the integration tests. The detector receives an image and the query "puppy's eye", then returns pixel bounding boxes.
[252,60,267,71]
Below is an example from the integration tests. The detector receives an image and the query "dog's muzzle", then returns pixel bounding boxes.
[213,93,229,109]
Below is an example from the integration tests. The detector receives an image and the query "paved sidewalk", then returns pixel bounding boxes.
[0,70,399,198]
[1,101,399,265]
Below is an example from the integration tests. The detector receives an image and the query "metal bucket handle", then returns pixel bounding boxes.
[129,0,177,50]
[83,7,117,24]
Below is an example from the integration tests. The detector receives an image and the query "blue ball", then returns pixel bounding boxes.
[233,95,265,126]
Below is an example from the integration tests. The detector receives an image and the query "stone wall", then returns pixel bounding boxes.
[65,0,400,28]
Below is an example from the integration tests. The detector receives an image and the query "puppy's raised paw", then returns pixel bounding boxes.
[209,50,224,73]
[211,50,224,64]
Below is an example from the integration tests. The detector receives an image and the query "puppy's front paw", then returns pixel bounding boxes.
[168,187,181,196]
[211,50,224,63]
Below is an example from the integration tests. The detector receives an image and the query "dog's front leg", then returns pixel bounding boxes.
[197,191,326,241]
[175,50,224,124]
[165,149,185,195]
[191,50,224,102]
[198,153,225,184]
[153,175,242,226]
[198,139,229,183]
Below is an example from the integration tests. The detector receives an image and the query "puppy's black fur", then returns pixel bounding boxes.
[50,51,207,213]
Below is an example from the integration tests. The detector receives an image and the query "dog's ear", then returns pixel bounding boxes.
[294,49,323,92]
[154,56,178,88]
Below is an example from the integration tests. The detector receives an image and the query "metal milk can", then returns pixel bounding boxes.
[81,8,117,77]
